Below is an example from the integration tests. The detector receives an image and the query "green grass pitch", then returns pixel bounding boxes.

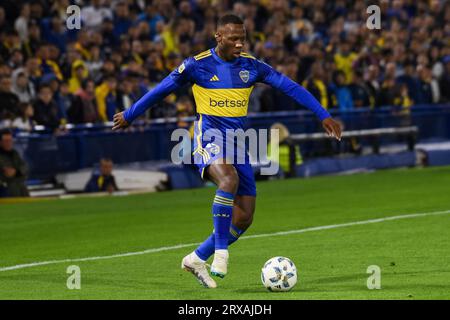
[1,166,450,300]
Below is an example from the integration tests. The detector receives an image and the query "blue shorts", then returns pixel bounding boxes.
[192,115,257,197]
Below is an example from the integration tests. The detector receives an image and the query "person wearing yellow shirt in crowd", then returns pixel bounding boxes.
[393,83,413,115]
[95,74,119,122]
[267,122,303,177]
[161,20,179,58]
[302,62,329,109]
[68,59,89,94]
[334,41,358,84]
[74,30,92,61]
[36,44,63,81]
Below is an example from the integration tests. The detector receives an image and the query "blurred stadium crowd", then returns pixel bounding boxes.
[0,0,449,132]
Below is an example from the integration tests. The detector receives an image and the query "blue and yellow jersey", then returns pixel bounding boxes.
[123,48,331,128]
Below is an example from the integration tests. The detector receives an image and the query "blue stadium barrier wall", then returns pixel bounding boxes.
[13,104,450,179]
[425,150,450,167]
[295,151,417,177]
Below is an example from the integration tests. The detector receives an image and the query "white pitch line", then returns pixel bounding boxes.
[1,209,449,272]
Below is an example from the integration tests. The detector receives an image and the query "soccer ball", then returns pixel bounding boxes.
[261,256,297,292]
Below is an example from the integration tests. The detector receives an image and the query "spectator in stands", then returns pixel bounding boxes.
[117,75,137,111]
[0,129,29,197]
[32,84,61,129]
[149,93,177,120]
[175,95,194,127]
[73,30,92,61]
[12,102,35,131]
[364,65,381,108]
[415,65,439,104]
[11,70,35,103]
[1,30,22,63]
[136,2,164,41]
[397,62,418,103]
[302,62,329,109]
[68,78,98,124]
[7,48,24,70]
[81,0,113,30]
[68,60,89,94]
[14,3,30,42]
[112,1,132,40]
[349,71,372,108]
[84,157,119,194]
[330,70,354,111]
[334,41,358,84]
[53,80,72,123]
[0,75,20,126]
[377,62,400,107]
[95,74,120,122]
[266,122,302,177]
[41,13,70,53]
[0,0,448,124]
[439,56,450,103]
[85,45,103,81]
[377,77,397,107]
[0,7,6,35]
[18,57,42,89]
[393,83,413,114]
[23,20,41,58]
[36,44,63,81]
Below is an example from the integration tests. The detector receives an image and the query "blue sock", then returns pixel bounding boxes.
[228,224,244,245]
[212,190,234,250]
[195,233,215,261]
[195,224,245,261]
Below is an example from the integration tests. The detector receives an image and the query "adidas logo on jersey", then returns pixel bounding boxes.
[209,75,220,81]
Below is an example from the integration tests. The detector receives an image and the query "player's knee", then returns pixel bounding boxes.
[236,212,254,230]
[218,172,239,194]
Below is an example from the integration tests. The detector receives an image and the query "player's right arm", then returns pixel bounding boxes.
[112,58,195,130]
[255,59,342,140]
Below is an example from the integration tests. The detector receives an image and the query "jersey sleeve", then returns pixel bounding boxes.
[123,57,195,123]
[256,59,331,121]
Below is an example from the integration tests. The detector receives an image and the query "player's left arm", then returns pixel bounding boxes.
[257,60,342,140]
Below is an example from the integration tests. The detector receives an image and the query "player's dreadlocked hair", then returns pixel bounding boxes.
[217,14,244,27]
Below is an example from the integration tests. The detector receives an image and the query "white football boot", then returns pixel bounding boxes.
[181,252,217,288]
[210,249,229,278]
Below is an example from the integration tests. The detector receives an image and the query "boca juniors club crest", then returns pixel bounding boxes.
[239,70,249,83]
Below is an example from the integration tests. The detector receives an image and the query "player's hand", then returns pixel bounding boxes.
[112,112,129,131]
[322,117,342,141]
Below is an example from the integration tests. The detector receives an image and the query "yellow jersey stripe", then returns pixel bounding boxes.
[240,52,256,59]
[195,49,211,56]
[194,53,211,60]
[194,50,212,60]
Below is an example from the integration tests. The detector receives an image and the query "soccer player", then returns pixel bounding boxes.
[112,14,342,288]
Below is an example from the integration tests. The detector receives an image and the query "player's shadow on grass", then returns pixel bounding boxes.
[0,273,67,285]
[0,273,185,291]
[307,273,366,285]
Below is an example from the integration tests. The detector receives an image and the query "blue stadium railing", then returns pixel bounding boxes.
[13,104,450,179]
